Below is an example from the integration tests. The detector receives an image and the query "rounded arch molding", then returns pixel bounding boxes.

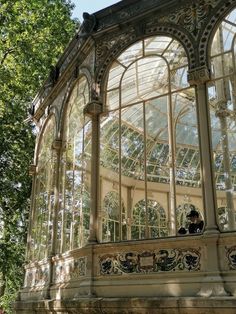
[199,0,236,68]
[34,113,56,165]
[58,67,92,138]
[95,24,196,87]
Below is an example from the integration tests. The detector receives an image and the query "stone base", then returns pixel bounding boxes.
[14,297,236,314]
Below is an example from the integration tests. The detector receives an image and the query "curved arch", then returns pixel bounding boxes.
[131,199,167,239]
[96,29,195,94]
[34,113,56,165]
[100,33,202,241]
[29,114,56,261]
[60,74,91,140]
[102,191,126,242]
[58,75,92,252]
[200,0,236,68]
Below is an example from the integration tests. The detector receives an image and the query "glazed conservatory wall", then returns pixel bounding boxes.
[15,1,236,312]
[100,35,204,241]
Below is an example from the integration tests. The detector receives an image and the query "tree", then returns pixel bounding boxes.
[0,0,78,312]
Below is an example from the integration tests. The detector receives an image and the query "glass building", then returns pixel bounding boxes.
[15,0,236,313]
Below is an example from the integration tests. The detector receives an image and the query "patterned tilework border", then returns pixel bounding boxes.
[99,248,201,275]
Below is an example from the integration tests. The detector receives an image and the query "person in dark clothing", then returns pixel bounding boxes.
[187,209,204,234]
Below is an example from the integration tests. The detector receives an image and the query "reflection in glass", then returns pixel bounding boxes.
[59,77,91,253]
[209,8,236,231]
[30,117,56,261]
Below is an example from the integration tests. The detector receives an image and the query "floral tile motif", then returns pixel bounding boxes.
[99,248,201,275]
[226,246,236,270]
[24,264,49,287]
[54,256,87,284]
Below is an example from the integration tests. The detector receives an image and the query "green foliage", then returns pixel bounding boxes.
[0,0,77,312]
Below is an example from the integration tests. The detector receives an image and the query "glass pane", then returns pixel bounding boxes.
[170,66,189,91]
[60,77,90,253]
[118,41,143,67]
[146,96,170,184]
[107,61,124,90]
[102,192,120,242]
[121,56,168,106]
[100,111,119,174]
[104,35,201,240]
[209,10,236,231]
[144,36,172,55]
[106,89,119,110]
[212,52,233,78]
[163,40,188,69]
[30,117,56,261]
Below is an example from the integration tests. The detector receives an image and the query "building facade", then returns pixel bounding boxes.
[15,0,236,312]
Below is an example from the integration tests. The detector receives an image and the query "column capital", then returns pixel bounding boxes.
[29,164,37,176]
[52,139,64,151]
[84,101,103,117]
[188,66,211,85]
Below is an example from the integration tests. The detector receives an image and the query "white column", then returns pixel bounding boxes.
[188,66,219,234]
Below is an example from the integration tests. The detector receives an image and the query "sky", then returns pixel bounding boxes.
[71,0,121,21]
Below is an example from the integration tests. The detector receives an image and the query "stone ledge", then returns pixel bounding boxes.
[14,297,236,314]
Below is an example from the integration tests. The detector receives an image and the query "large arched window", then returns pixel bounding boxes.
[102,191,126,242]
[208,8,236,231]
[100,35,203,242]
[131,199,167,239]
[29,116,56,261]
[58,77,91,253]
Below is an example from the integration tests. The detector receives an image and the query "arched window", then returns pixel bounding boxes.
[102,191,126,242]
[208,8,236,231]
[131,199,167,240]
[58,77,91,253]
[101,35,202,241]
[30,116,56,261]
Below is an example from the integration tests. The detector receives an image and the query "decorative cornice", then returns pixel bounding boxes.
[159,0,220,39]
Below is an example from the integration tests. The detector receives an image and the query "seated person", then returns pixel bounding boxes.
[177,226,187,235]
[187,209,204,234]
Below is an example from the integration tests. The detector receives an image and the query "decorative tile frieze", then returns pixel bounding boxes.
[24,264,50,288]
[99,248,201,275]
[53,256,87,284]
[226,246,236,270]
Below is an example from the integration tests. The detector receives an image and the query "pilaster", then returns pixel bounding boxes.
[45,139,64,299]
[84,100,103,243]
[188,66,228,297]
[188,65,219,234]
